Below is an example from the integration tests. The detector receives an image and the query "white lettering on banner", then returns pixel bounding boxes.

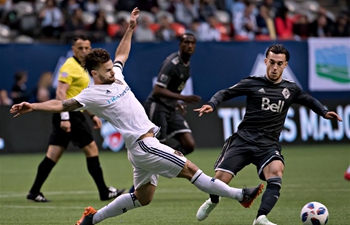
[344,105,350,139]
[218,105,350,142]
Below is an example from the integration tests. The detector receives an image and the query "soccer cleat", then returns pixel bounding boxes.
[100,186,125,201]
[196,198,218,221]
[239,183,264,208]
[252,215,277,225]
[344,172,350,181]
[75,206,97,225]
[27,192,50,202]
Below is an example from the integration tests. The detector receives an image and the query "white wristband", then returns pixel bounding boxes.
[60,112,70,120]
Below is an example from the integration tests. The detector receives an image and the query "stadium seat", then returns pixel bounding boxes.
[82,11,96,25]
[215,10,231,24]
[107,24,120,37]
[156,10,174,23]
[139,11,156,24]
[115,11,130,22]
[214,23,231,41]
[171,23,186,36]
[149,23,160,33]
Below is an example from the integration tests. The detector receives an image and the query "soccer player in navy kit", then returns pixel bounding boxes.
[144,33,201,156]
[194,44,342,225]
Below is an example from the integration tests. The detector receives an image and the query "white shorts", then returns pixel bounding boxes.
[128,137,187,189]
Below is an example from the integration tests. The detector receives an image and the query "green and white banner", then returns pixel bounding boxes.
[308,38,350,91]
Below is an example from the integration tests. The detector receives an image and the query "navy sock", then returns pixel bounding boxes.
[87,156,108,195]
[257,177,282,218]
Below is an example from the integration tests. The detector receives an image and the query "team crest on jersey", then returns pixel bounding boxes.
[61,72,68,78]
[115,79,123,85]
[282,88,290,99]
[160,74,168,82]
[174,150,184,157]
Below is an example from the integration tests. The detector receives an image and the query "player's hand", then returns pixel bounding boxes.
[193,104,213,117]
[325,111,342,122]
[182,95,201,104]
[10,102,33,117]
[60,121,71,133]
[176,102,187,115]
[129,7,140,29]
[92,116,102,129]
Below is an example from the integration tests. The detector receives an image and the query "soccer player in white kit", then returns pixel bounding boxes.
[10,8,263,225]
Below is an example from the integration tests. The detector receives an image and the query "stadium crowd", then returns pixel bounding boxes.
[0,0,349,44]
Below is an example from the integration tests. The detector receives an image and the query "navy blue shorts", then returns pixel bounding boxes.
[214,133,284,181]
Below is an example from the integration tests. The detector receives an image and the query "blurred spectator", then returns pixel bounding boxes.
[309,14,332,37]
[255,4,276,40]
[139,0,159,14]
[65,8,86,33]
[89,10,109,42]
[197,15,221,41]
[39,0,65,39]
[173,0,199,28]
[134,14,156,42]
[115,0,138,12]
[60,0,85,17]
[275,6,294,40]
[85,0,100,14]
[114,18,129,40]
[155,15,177,41]
[198,0,217,22]
[186,18,201,38]
[0,89,12,106]
[215,0,227,11]
[331,12,350,37]
[32,72,55,103]
[11,71,29,104]
[293,13,309,40]
[234,1,257,40]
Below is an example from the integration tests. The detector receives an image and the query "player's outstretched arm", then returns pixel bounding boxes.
[193,104,213,117]
[10,99,82,118]
[114,7,139,65]
[325,111,342,121]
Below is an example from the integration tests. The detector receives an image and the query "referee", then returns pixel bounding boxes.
[26,36,125,202]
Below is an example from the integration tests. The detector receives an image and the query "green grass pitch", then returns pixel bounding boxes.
[0,144,349,225]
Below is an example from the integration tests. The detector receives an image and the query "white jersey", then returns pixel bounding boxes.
[74,61,157,149]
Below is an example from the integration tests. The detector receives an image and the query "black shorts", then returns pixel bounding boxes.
[49,112,94,149]
[144,101,191,142]
[214,133,284,181]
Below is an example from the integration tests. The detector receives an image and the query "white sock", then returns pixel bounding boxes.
[347,165,350,173]
[191,169,243,201]
[92,193,142,224]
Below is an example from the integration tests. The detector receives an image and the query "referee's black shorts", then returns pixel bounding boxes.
[49,112,94,149]
[214,133,284,181]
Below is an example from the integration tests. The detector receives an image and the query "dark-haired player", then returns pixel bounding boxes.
[26,35,124,203]
[10,8,263,225]
[194,44,342,225]
[144,33,201,156]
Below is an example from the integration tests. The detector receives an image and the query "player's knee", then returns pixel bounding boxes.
[266,176,282,194]
[137,195,153,206]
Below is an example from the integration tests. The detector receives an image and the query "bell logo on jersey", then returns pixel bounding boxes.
[261,97,285,113]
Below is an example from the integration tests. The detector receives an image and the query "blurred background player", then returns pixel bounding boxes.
[144,33,201,156]
[26,35,125,202]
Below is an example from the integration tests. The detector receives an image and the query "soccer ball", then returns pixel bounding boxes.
[300,201,329,225]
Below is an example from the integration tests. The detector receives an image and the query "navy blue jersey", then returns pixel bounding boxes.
[147,52,191,110]
[207,75,328,146]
